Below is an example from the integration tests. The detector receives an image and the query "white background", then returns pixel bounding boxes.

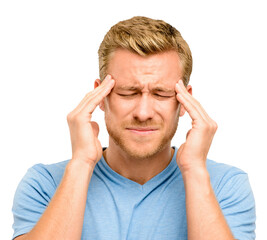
[1,0,266,239]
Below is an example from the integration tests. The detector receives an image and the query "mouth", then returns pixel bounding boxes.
[126,127,158,135]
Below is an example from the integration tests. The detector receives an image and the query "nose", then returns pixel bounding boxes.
[132,94,155,122]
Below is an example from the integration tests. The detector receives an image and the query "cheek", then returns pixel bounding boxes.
[157,98,179,113]
[157,100,180,123]
[105,95,135,116]
[105,94,179,119]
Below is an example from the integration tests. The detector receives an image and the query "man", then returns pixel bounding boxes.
[12,16,256,240]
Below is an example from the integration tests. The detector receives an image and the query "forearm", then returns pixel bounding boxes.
[182,167,235,240]
[25,160,95,240]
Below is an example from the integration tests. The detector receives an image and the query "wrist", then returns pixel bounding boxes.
[67,158,96,176]
[181,165,210,182]
[182,166,212,198]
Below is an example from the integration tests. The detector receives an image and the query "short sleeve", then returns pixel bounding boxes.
[216,170,256,240]
[12,164,57,239]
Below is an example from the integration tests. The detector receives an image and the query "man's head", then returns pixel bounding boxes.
[96,16,193,159]
[98,16,192,86]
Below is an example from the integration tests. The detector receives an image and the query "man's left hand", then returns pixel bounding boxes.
[175,80,218,174]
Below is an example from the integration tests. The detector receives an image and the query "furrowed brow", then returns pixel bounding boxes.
[117,86,141,91]
[117,86,175,94]
[152,87,174,93]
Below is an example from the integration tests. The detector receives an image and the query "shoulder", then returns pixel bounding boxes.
[12,160,69,239]
[206,159,248,189]
[13,159,70,213]
[206,159,254,204]
[30,159,70,183]
[33,159,70,185]
[206,159,247,182]
[17,159,70,197]
[206,160,256,239]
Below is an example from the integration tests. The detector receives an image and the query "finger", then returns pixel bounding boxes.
[176,80,206,117]
[175,81,202,120]
[186,129,191,139]
[91,121,100,137]
[76,75,114,111]
[176,92,201,121]
[82,78,115,114]
[84,75,114,102]
[178,80,211,120]
[175,80,211,121]
[73,75,115,116]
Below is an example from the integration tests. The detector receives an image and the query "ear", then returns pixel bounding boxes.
[94,79,105,111]
[179,85,192,117]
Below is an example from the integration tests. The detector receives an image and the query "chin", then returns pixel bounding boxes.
[113,137,170,160]
[105,119,177,159]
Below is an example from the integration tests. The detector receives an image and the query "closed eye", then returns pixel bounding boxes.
[117,93,173,98]
[154,93,173,98]
[117,93,138,97]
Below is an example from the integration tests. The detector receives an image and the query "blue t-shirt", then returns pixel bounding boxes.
[12,147,256,240]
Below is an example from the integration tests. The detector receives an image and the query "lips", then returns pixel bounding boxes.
[126,127,158,135]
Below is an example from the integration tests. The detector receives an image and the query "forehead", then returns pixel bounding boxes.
[107,49,182,89]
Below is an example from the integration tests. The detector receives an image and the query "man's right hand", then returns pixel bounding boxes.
[14,75,115,240]
[67,75,115,166]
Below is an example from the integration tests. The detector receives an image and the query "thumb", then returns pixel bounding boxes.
[176,143,184,161]
[91,121,100,137]
[186,129,192,139]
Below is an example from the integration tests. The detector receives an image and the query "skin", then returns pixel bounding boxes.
[98,49,190,184]
[15,76,116,240]
[15,49,235,240]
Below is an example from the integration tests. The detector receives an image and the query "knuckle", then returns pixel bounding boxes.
[213,121,218,130]
[73,114,83,123]
[205,120,218,134]
[202,120,216,133]
[67,112,80,124]
[203,124,210,132]
[67,112,73,123]
[85,92,92,98]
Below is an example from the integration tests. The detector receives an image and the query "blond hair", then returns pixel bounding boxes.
[98,16,192,85]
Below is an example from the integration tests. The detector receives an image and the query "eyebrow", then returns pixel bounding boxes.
[152,87,174,93]
[117,86,140,91]
[117,86,174,93]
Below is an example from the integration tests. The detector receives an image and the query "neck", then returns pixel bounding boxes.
[104,140,175,185]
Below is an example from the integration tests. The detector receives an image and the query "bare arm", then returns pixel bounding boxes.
[182,168,235,240]
[175,80,235,240]
[14,75,115,240]
[15,161,94,240]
